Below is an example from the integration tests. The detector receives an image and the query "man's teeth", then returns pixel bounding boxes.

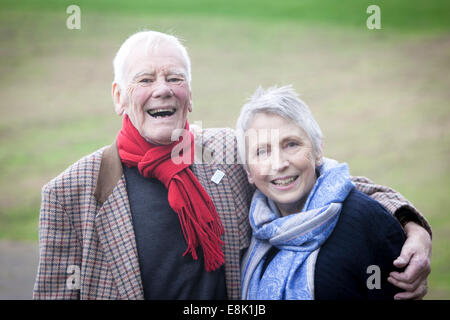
[272,176,297,186]
[147,108,176,117]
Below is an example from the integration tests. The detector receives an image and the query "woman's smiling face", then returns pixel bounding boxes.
[246,112,320,216]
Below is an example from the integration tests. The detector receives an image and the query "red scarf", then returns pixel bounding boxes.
[116,115,225,272]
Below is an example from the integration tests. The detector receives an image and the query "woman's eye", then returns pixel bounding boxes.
[286,141,299,148]
[257,148,268,157]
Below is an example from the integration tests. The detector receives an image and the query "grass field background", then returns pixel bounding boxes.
[0,0,449,299]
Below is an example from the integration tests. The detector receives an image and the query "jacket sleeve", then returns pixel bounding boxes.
[351,175,432,236]
[33,184,82,299]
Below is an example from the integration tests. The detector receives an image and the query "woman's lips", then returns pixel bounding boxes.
[270,175,299,190]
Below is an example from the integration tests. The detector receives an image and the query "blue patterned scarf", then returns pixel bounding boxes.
[241,158,355,300]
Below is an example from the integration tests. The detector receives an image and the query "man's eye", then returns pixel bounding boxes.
[287,141,298,148]
[168,77,183,83]
[139,78,153,83]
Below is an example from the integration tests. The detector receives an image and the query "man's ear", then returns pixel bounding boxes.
[112,82,125,115]
[187,89,193,113]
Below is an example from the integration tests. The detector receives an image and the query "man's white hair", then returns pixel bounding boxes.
[112,30,192,90]
[236,85,323,166]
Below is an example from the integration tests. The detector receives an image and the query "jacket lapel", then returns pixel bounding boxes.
[190,162,242,300]
[94,143,144,299]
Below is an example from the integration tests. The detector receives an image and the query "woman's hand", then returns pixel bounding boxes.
[388,222,432,299]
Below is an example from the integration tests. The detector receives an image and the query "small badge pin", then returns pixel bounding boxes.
[211,170,225,184]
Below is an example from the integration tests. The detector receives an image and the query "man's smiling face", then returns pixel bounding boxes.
[116,42,192,145]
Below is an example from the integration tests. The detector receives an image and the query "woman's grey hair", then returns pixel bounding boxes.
[236,85,323,166]
[113,30,192,90]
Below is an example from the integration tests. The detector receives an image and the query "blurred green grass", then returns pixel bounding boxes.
[0,0,449,299]
[2,0,450,32]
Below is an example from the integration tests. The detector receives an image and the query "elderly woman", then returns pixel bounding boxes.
[238,85,407,300]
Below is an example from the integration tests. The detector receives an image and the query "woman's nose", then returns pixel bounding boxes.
[271,153,289,172]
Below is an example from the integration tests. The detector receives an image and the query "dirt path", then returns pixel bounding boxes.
[0,241,39,299]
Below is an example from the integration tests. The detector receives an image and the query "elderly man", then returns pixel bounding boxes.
[33,31,431,300]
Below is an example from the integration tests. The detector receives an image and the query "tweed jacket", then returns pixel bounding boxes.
[33,128,431,300]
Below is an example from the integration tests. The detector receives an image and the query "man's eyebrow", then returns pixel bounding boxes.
[167,70,187,77]
[132,70,186,79]
[132,71,155,80]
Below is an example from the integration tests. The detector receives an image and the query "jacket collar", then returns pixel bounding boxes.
[94,141,123,204]
[93,141,144,299]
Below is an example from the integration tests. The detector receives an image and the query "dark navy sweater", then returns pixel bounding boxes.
[123,165,227,300]
[262,189,406,300]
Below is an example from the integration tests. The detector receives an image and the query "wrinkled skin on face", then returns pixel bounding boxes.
[246,113,322,216]
[113,42,192,145]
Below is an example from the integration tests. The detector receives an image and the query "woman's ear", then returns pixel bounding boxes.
[315,144,324,167]
[112,82,125,115]
[315,156,323,167]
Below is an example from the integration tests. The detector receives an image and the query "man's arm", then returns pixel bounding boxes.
[351,175,432,299]
[33,185,81,299]
[351,176,431,235]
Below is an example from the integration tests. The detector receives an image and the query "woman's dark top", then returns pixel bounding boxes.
[261,189,406,300]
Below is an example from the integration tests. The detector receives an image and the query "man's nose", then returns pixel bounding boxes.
[152,80,173,99]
